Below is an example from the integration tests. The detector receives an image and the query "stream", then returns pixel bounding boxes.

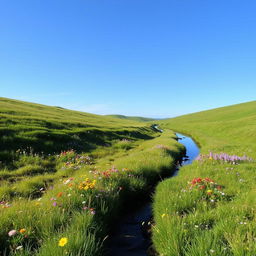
[106,132,200,256]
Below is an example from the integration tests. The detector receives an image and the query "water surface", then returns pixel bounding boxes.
[106,132,200,256]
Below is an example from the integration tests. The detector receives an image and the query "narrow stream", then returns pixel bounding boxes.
[106,132,200,256]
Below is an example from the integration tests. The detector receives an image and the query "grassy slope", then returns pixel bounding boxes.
[153,101,256,256]
[160,100,256,155]
[0,97,153,161]
[0,97,155,201]
[0,98,185,255]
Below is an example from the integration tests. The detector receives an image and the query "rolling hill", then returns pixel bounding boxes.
[159,100,256,156]
[0,97,154,158]
[153,100,256,256]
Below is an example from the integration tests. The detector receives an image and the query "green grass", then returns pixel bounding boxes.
[0,97,185,255]
[0,130,183,256]
[0,97,154,160]
[152,101,256,256]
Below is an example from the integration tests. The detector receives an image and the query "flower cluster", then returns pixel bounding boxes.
[82,205,96,215]
[89,167,133,179]
[78,178,97,190]
[7,228,28,252]
[196,152,253,164]
[58,150,93,170]
[0,201,11,209]
[189,177,228,203]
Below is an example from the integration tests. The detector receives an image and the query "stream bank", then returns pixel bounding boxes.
[106,132,200,256]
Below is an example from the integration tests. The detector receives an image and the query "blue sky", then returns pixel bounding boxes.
[1,0,256,118]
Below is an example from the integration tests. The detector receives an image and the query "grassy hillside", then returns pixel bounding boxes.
[153,101,256,256]
[0,97,184,255]
[0,97,154,166]
[159,100,256,155]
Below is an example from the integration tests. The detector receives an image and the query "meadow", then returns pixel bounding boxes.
[0,97,184,255]
[3,97,256,256]
[152,101,256,256]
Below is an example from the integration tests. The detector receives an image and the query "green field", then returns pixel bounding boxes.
[0,97,184,255]
[152,101,256,256]
[2,97,256,255]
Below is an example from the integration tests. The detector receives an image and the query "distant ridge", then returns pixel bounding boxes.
[106,114,156,122]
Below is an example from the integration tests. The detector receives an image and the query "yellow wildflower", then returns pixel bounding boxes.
[58,237,68,247]
[207,189,213,194]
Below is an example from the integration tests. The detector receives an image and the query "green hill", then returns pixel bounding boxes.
[159,100,256,156]
[0,97,184,256]
[0,97,153,157]
[153,101,256,256]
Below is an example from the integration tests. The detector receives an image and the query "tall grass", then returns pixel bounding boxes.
[0,126,183,255]
[152,101,256,256]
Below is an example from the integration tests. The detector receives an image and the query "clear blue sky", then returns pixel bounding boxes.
[1,0,256,118]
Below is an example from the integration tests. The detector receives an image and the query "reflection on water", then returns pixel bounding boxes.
[176,132,200,165]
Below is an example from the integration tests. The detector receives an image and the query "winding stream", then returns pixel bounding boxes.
[106,132,200,256]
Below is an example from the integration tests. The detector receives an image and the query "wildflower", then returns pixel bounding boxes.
[191,178,202,185]
[58,237,68,247]
[53,202,57,207]
[19,228,26,234]
[16,245,23,250]
[63,178,74,185]
[8,230,17,237]
[207,189,213,195]
[57,192,63,198]
[161,213,166,218]
[78,178,96,190]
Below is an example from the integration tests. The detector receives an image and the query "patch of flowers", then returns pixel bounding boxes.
[82,205,96,215]
[89,167,133,179]
[58,150,93,170]
[7,228,30,253]
[78,178,97,190]
[196,152,253,164]
[0,201,11,209]
[189,177,229,203]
